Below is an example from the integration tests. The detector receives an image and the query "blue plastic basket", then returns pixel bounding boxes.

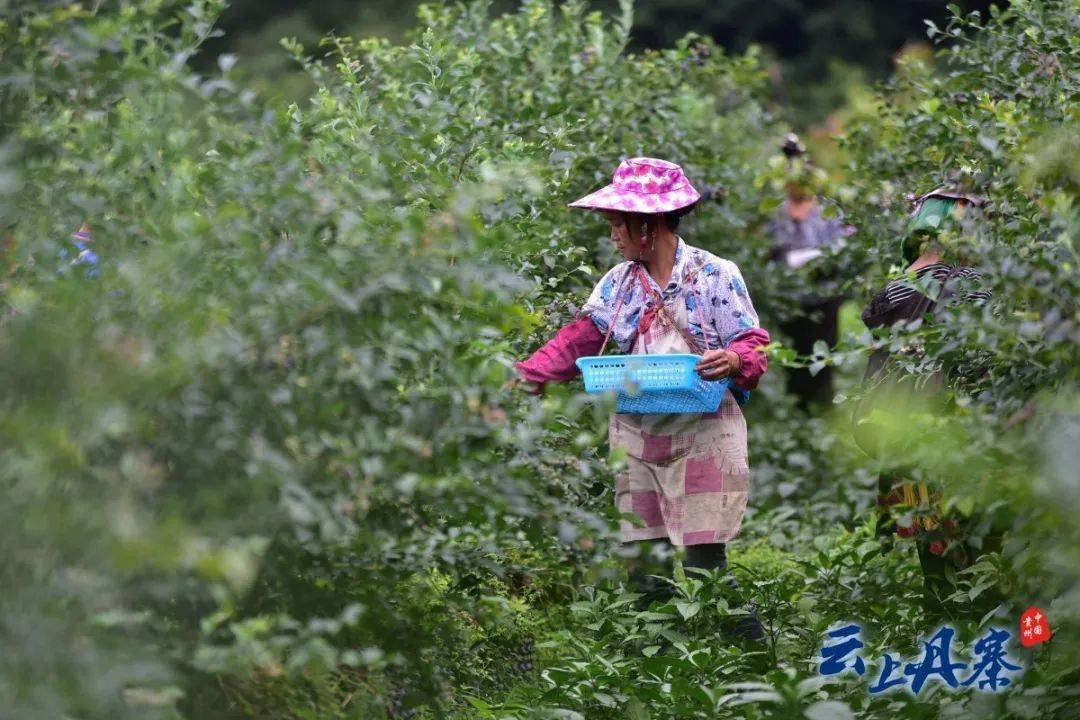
[575,353,729,414]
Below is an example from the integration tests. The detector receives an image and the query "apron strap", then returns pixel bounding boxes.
[595,255,718,358]
[632,264,708,355]
[597,263,634,357]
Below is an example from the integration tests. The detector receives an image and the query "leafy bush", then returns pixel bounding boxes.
[0,0,1075,718]
[0,1,776,716]
[838,0,1078,697]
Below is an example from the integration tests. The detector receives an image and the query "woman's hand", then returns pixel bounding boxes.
[502,376,543,395]
[696,348,742,380]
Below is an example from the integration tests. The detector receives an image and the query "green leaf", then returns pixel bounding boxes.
[804,701,855,720]
[978,134,1000,153]
[675,600,701,620]
[627,697,651,720]
[464,696,491,710]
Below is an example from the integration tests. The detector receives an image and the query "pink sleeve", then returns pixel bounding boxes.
[515,316,605,392]
[728,327,770,391]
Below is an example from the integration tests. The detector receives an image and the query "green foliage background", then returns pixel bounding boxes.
[203,0,997,125]
[0,1,1076,718]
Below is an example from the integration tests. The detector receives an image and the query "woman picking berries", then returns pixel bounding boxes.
[515,158,770,636]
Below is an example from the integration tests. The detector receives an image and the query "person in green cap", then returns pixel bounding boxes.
[900,187,988,265]
[853,183,996,616]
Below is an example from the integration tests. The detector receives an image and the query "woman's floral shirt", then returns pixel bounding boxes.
[583,237,761,353]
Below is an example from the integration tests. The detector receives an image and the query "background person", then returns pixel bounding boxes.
[853,182,997,616]
[766,134,853,411]
[60,222,100,278]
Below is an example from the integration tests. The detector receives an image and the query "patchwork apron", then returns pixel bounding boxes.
[610,279,750,546]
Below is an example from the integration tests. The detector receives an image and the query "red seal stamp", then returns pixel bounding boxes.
[1019,606,1051,648]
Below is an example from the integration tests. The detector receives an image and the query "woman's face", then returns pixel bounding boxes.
[602,211,643,261]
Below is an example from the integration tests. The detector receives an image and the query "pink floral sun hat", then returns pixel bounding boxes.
[568,157,701,214]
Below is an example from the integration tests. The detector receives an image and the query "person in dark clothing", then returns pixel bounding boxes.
[767,135,853,411]
[853,183,998,617]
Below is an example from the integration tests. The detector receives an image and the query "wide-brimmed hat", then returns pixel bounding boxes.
[71,222,92,243]
[568,157,701,214]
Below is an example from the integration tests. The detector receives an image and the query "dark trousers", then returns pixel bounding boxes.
[626,539,765,640]
[780,297,842,411]
[627,539,727,607]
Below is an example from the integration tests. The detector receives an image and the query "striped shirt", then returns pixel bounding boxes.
[884,262,992,306]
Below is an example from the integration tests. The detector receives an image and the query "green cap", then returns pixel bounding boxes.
[907,196,958,233]
[901,197,959,263]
